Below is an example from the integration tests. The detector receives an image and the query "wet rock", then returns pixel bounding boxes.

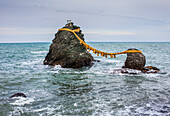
[112,68,142,74]
[10,93,26,98]
[93,59,100,62]
[123,48,146,70]
[144,66,160,71]
[142,66,160,73]
[112,67,160,74]
[44,22,93,68]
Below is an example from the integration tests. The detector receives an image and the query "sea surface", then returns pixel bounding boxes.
[0,42,170,116]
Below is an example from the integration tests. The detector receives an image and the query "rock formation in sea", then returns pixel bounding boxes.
[123,48,146,70]
[118,48,160,74]
[10,93,27,98]
[44,22,93,68]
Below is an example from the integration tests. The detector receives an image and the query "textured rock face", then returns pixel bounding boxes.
[123,48,146,70]
[44,22,93,68]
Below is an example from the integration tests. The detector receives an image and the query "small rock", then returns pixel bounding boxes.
[112,68,141,74]
[142,66,160,73]
[10,93,26,98]
[93,59,100,62]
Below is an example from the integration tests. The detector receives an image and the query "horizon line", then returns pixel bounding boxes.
[0,41,170,44]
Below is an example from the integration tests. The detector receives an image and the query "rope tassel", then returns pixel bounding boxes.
[80,41,83,45]
[93,49,96,54]
[101,52,104,57]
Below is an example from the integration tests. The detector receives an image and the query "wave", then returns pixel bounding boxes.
[10,97,34,106]
[31,51,48,54]
[21,59,43,65]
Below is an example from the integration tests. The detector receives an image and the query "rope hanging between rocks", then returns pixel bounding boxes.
[59,28,142,58]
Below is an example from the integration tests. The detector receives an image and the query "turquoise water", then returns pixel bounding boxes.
[0,42,170,116]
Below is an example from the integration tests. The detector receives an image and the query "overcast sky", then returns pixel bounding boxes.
[0,0,170,42]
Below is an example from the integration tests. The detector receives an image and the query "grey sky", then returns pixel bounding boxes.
[0,0,170,42]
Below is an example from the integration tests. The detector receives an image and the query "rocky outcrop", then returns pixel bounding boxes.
[123,48,146,70]
[117,48,160,74]
[44,22,93,68]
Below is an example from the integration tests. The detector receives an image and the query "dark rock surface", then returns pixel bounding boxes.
[142,66,160,73]
[44,22,93,68]
[10,93,26,98]
[112,68,141,74]
[123,48,146,70]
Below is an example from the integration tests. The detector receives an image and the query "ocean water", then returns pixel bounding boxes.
[0,42,169,116]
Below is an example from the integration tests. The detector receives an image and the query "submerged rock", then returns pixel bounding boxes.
[112,67,160,74]
[142,66,160,73]
[10,93,26,98]
[112,68,142,74]
[123,48,146,70]
[44,22,93,68]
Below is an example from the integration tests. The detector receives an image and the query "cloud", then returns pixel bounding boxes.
[0,28,54,36]
[0,27,135,37]
[1,0,170,42]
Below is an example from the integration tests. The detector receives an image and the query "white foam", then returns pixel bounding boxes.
[74,103,77,107]
[34,107,48,112]
[143,73,161,78]
[111,68,142,75]
[10,97,34,106]
[9,107,25,116]
[33,106,56,115]
[31,51,48,54]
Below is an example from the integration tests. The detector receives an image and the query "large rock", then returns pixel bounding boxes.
[44,22,93,68]
[123,48,146,70]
